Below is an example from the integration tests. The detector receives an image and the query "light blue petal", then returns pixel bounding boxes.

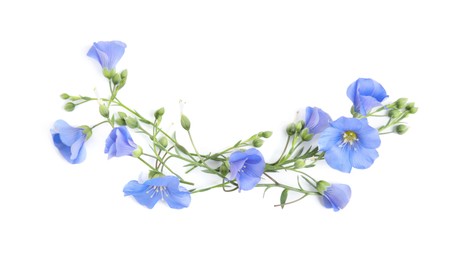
[311,107,332,134]
[357,78,388,102]
[358,125,381,149]
[323,184,351,211]
[93,41,127,69]
[164,188,191,209]
[114,128,136,156]
[330,117,363,132]
[346,80,358,104]
[237,173,261,191]
[123,180,149,196]
[53,120,83,146]
[52,133,72,163]
[350,145,379,170]
[318,127,343,151]
[133,189,162,209]
[144,176,178,188]
[324,146,353,173]
[358,96,383,115]
[322,196,336,211]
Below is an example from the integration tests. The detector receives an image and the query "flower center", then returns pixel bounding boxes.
[342,131,358,145]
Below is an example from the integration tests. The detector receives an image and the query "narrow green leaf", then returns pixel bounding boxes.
[280,189,289,209]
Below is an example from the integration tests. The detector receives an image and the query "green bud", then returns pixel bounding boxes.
[395,124,409,135]
[181,114,191,131]
[405,102,415,111]
[294,159,305,168]
[132,146,143,158]
[316,180,331,194]
[60,93,70,100]
[295,120,305,133]
[116,78,126,90]
[300,128,313,141]
[69,96,81,101]
[115,117,126,126]
[219,164,229,175]
[125,117,139,128]
[252,138,264,148]
[159,137,168,148]
[395,98,408,109]
[81,125,92,140]
[154,107,165,120]
[64,102,75,112]
[408,107,418,114]
[388,109,401,118]
[99,104,109,118]
[118,111,127,119]
[286,123,296,136]
[121,69,128,79]
[258,131,273,138]
[112,73,121,85]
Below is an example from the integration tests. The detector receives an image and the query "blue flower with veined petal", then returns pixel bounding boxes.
[105,126,137,159]
[228,148,265,191]
[305,106,332,134]
[123,176,191,209]
[87,41,127,70]
[319,117,381,173]
[347,78,388,116]
[51,120,89,164]
[317,180,351,212]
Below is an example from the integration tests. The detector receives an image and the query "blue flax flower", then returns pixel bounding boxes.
[123,176,191,209]
[347,78,388,116]
[317,180,351,212]
[228,148,265,191]
[305,106,332,134]
[87,41,127,70]
[318,117,380,173]
[105,126,137,159]
[51,120,88,164]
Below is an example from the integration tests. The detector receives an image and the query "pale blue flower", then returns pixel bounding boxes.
[228,148,265,191]
[104,126,137,159]
[305,106,332,134]
[123,176,191,209]
[87,41,127,70]
[317,180,351,212]
[51,120,88,164]
[347,78,388,116]
[319,117,381,173]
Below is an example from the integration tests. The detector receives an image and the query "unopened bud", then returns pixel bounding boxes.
[259,131,273,138]
[125,117,139,128]
[300,128,313,141]
[112,73,121,85]
[132,146,143,158]
[294,159,305,168]
[159,137,168,148]
[295,120,304,133]
[181,114,191,131]
[115,118,126,126]
[121,69,128,79]
[286,123,296,136]
[103,68,116,79]
[405,102,415,111]
[408,107,418,114]
[154,107,165,120]
[395,124,409,135]
[388,109,401,118]
[99,104,109,118]
[60,93,70,100]
[395,98,408,109]
[252,138,264,148]
[64,102,75,112]
[81,125,93,140]
[316,180,331,194]
[220,164,229,175]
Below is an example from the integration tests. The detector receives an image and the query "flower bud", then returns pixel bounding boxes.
[64,102,75,112]
[252,138,264,148]
[121,69,128,79]
[394,124,409,135]
[405,102,415,111]
[408,107,418,114]
[118,111,127,119]
[259,131,273,138]
[132,145,143,158]
[181,114,191,131]
[295,120,304,133]
[69,96,82,101]
[103,68,116,79]
[286,123,296,136]
[219,164,229,175]
[294,159,305,168]
[115,117,126,126]
[117,78,126,90]
[388,109,401,118]
[125,117,139,128]
[154,107,165,120]
[159,137,168,148]
[149,170,164,179]
[300,128,313,141]
[112,73,121,85]
[60,93,70,100]
[99,104,109,118]
[395,98,408,109]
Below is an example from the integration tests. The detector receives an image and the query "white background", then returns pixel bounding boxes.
[1,0,461,259]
